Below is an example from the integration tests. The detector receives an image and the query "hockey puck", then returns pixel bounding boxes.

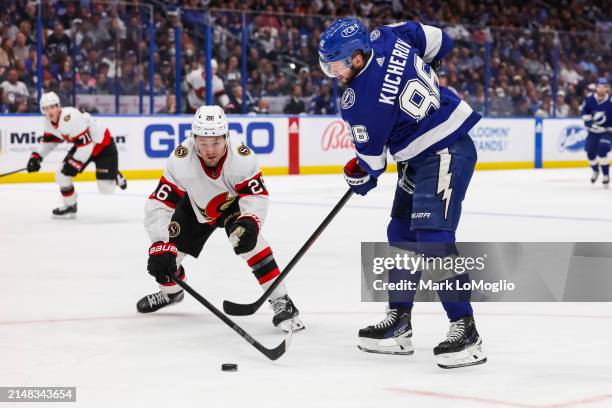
[221,363,238,372]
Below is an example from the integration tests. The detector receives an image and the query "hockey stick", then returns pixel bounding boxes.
[223,189,354,316]
[0,168,27,178]
[170,276,291,361]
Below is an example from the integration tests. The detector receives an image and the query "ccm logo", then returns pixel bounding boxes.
[149,243,177,256]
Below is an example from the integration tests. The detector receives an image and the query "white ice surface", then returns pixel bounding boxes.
[1,168,611,408]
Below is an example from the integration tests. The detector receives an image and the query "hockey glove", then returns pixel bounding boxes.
[227,216,259,255]
[147,241,178,285]
[344,157,377,196]
[61,157,84,177]
[27,152,42,173]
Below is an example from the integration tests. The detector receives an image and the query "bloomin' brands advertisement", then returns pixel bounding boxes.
[541,119,589,166]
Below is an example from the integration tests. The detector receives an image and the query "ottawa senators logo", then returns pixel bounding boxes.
[237,144,251,156]
[195,192,237,223]
[174,145,189,158]
[168,221,181,238]
[64,114,71,121]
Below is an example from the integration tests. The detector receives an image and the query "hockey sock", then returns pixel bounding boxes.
[438,273,474,321]
[389,268,421,310]
[601,164,610,176]
[246,247,287,299]
[60,185,77,205]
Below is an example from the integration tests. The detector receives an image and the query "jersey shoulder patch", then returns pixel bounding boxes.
[237,143,251,156]
[174,144,189,158]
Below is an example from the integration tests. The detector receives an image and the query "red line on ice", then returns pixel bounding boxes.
[386,388,612,408]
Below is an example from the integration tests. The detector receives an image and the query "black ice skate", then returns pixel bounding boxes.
[137,290,184,313]
[591,168,600,183]
[52,203,77,219]
[270,295,305,333]
[603,175,609,188]
[433,315,487,369]
[358,307,414,355]
[117,171,128,190]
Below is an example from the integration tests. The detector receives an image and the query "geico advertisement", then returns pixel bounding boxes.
[542,119,588,162]
[0,115,288,172]
[468,118,534,163]
[299,118,357,166]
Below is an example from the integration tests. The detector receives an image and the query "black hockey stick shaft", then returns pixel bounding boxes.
[170,276,288,361]
[0,168,27,178]
[223,189,354,316]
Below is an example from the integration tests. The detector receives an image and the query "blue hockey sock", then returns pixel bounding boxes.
[437,273,474,321]
[601,164,609,176]
[388,269,421,310]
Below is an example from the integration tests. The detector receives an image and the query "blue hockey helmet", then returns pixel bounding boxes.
[595,77,609,86]
[318,18,371,78]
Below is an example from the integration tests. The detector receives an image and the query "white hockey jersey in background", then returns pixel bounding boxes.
[184,68,230,110]
[145,136,269,243]
[39,107,111,162]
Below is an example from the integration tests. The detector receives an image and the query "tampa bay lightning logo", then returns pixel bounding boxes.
[341,24,359,37]
[370,30,381,41]
[341,88,356,110]
[558,125,587,152]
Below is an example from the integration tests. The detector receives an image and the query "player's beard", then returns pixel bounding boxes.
[340,67,361,85]
[200,145,227,168]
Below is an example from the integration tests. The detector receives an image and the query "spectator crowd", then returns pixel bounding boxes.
[0,0,610,116]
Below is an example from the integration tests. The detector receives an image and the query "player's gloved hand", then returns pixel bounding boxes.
[227,216,259,255]
[27,152,43,173]
[344,157,377,196]
[61,157,84,177]
[147,241,178,284]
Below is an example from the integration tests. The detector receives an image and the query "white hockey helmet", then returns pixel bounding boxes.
[39,91,61,113]
[191,105,229,137]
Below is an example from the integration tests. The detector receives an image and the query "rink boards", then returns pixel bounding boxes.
[0,115,590,183]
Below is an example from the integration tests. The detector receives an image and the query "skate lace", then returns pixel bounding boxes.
[271,297,289,315]
[374,308,398,330]
[147,291,169,307]
[445,320,465,343]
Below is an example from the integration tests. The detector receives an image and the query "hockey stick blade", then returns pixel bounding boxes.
[171,276,289,361]
[0,167,27,178]
[223,189,353,316]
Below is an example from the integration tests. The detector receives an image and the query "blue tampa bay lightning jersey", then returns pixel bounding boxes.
[340,21,481,177]
[581,93,612,136]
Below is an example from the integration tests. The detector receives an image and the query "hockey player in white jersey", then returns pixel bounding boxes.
[26,92,127,218]
[184,60,233,113]
[137,105,304,333]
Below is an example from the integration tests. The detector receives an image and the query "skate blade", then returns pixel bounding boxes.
[279,317,305,333]
[52,213,77,220]
[357,335,414,355]
[436,339,487,369]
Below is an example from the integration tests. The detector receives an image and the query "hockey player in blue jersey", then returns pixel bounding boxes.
[319,18,486,368]
[582,77,611,188]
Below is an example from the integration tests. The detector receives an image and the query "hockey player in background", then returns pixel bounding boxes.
[184,60,234,113]
[582,77,611,188]
[26,92,127,218]
[319,19,486,368]
[138,105,304,333]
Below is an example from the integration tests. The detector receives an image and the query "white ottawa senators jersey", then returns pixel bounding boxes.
[144,136,269,243]
[39,107,111,162]
[185,69,229,110]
